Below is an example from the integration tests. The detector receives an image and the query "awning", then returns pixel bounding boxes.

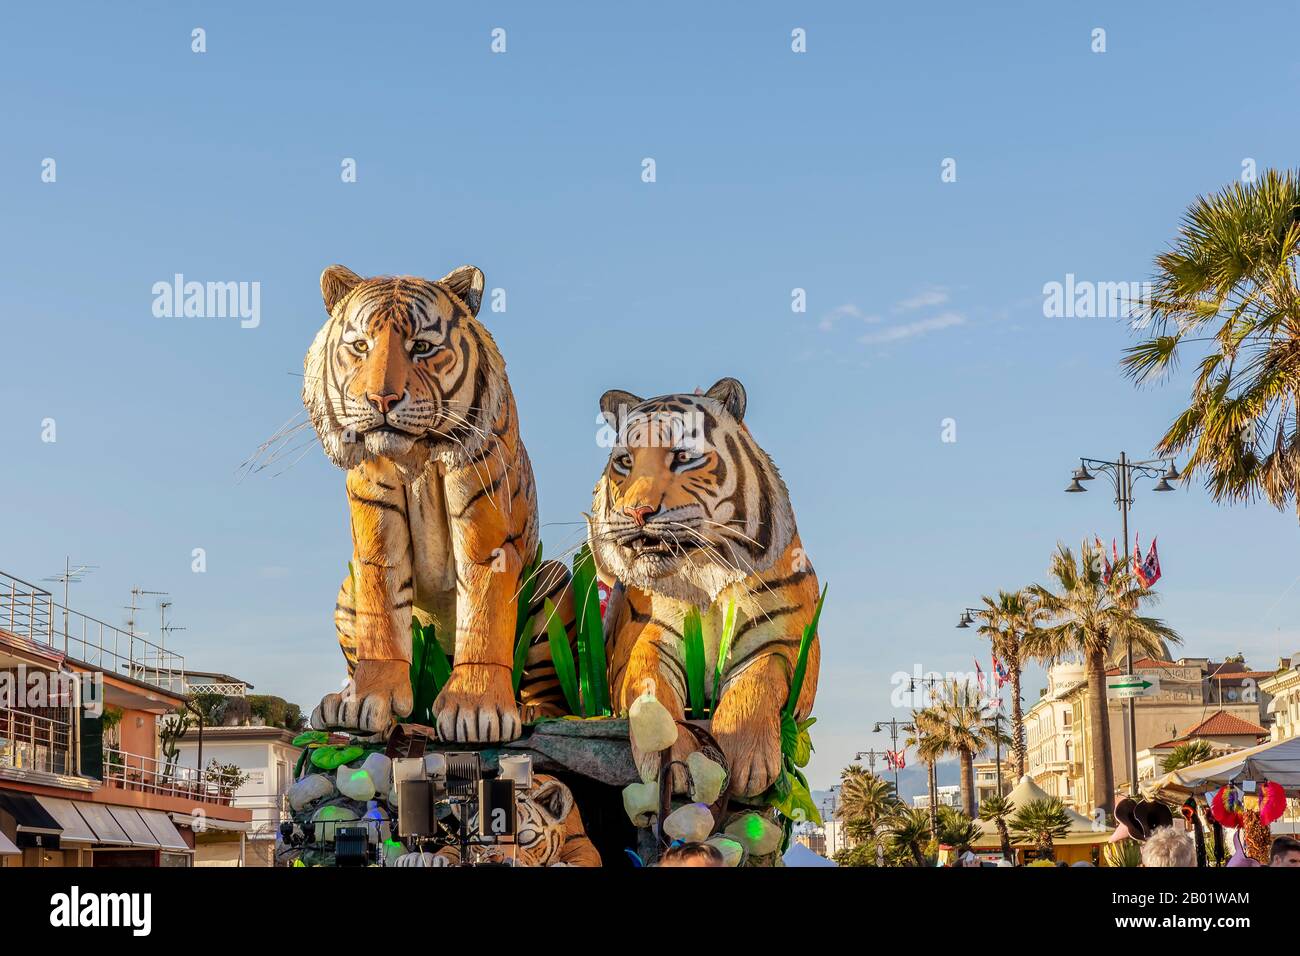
[33,797,98,843]
[1145,734,1300,799]
[74,803,132,846]
[0,790,62,836]
[168,811,250,833]
[138,808,190,851]
[107,806,161,848]
[0,830,18,855]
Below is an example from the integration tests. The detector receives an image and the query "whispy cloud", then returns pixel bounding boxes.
[859,311,965,345]
[818,303,880,332]
[894,289,950,312]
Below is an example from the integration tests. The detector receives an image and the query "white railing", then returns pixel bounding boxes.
[0,571,186,694]
[101,747,233,806]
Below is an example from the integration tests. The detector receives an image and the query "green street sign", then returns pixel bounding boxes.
[1107,674,1159,699]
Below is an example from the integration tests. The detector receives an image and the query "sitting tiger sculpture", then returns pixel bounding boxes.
[304,264,571,741]
[590,378,821,797]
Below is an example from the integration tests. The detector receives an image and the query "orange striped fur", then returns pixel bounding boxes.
[590,379,820,796]
[304,264,570,740]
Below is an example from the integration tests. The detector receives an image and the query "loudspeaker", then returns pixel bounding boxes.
[445,752,483,797]
[335,826,369,866]
[397,778,433,837]
[477,778,516,840]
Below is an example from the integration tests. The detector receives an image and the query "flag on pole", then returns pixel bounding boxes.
[974,657,986,696]
[993,653,1009,689]
[1134,535,1162,587]
[1096,536,1116,584]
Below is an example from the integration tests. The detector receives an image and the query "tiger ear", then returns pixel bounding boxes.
[436,265,485,317]
[529,778,573,825]
[705,377,747,422]
[599,389,643,426]
[320,264,364,313]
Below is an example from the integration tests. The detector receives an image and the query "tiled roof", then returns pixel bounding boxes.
[1183,710,1268,738]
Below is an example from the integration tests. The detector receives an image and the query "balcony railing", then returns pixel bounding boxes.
[0,706,74,776]
[102,747,234,806]
[0,571,186,695]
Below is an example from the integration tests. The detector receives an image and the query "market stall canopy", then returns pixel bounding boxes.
[1144,734,1300,800]
[0,830,18,855]
[783,842,837,867]
[974,775,1107,847]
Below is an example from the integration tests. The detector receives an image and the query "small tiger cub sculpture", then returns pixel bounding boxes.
[590,378,821,796]
[415,775,600,867]
[304,264,570,742]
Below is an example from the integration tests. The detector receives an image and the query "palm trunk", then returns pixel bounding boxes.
[1041,832,1055,861]
[927,759,938,836]
[1009,645,1026,779]
[960,749,975,816]
[910,842,925,867]
[1085,647,1114,817]
[997,820,1011,861]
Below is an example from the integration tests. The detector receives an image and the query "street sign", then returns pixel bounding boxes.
[1107,674,1159,699]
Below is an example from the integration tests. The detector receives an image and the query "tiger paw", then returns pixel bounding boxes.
[433,664,521,743]
[312,660,413,735]
[631,730,698,793]
[710,700,782,798]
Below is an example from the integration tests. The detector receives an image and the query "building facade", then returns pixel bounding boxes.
[0,571,251,866]
[1023,655,1274,815]
[174,725,302,866]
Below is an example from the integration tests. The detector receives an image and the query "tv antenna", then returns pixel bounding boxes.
[43,556,98,607]
[43,557,99,644]
[124,586,167,637]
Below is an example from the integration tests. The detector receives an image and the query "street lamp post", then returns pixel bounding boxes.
[854,749,888,775]
[1064,452,1180,805]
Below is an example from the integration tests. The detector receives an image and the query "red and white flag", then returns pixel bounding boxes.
[1134,535,1162,587]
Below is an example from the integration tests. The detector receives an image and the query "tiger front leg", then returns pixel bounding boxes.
[313,463,415,736]
[433,548,523,742]
[619,633,697,791]
[710,655,792,798]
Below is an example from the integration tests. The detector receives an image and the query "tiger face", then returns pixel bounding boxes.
[303,264,504,477]
[589,378,796,604]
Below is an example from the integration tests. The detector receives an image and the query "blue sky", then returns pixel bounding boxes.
[4,1,1300,791]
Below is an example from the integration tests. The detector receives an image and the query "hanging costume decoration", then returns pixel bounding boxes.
[1210,782,1285,865]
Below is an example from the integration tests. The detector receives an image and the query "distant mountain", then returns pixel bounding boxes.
[812,759,964,814]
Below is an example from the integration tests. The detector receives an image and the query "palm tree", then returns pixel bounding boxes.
[931,679,1000,815]
[889,807,933,866]
[976,589,1047,778]
[1026,540,1180,816]
[1161,740,1215,773]
[1122,170,1300,522]
[907,707,946,838]
[978,792,1015,862]
[1009,797,1071,861]
[835,765,901,848]
[935,805,981,850]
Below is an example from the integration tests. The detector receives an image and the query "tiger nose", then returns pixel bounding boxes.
[367,391,404,414]
[624,504,658,527]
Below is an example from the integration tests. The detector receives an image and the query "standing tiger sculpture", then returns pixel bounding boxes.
[304,264,571,741]
[590,378,821,797]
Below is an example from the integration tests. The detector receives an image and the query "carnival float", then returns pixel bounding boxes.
[276,264,826,867]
